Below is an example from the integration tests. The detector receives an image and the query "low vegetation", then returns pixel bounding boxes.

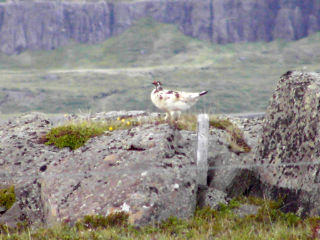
[0,186,15,210]
[42,114,251,152]
[1,196,319,239]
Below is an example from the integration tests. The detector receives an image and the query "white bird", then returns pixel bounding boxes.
[151,81,208,121]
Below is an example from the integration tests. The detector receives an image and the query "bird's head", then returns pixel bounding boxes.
[152,81,163,91]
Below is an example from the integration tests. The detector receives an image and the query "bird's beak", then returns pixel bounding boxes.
[152,81,157,85]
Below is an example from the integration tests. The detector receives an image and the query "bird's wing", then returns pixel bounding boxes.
[174,91,202,101]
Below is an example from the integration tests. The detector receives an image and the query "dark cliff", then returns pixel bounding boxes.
[0,0,319,55]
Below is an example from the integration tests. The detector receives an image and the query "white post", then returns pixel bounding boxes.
[197,114,209,186]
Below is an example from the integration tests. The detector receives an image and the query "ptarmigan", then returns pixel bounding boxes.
[151,81,208,120]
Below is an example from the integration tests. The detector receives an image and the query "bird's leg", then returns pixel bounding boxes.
[173,111,181,128]
[168,111,177,128]
[164,112,171,123]
[176,111,181,122]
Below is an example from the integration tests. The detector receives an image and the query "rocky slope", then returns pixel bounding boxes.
[0,0,319,55]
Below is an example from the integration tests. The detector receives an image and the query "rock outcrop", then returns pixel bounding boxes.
[0,110,260,227]
[0,111,199,227]
[0,0,319,55]
[253,71,320,217]
[41,122,197,226]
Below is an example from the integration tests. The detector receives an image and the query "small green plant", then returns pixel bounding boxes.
[0,185,16,210]
[209,116,233,129]
[43,117,136,150]
[209,115,252,153]
[44,123,103,150]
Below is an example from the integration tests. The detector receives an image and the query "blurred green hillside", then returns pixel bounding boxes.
[0,18,320,120]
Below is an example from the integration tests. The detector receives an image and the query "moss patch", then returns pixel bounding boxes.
[0,185,16,210]
[43,118,136,150]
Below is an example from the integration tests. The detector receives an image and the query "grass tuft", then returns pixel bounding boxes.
[75,211,129,231]
[0,196,318,239]
[209,115,252,153]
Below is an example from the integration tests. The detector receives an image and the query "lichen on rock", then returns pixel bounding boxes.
[254,71,320,217]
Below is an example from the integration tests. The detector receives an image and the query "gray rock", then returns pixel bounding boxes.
[203,188,228,209]
[0,203,24,228]
[41,123,197,226]
[0,206,6,214]
[0,112,199,227]
[254,71,320,217]
[0,112,68,226]
[207,117,263,198]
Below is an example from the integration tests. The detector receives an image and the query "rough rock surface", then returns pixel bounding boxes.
[41,123,197,226]
[0,109,263,228]
[207,116,263,198]
[0,112,63,227]
[253,71,320,217]
[0,0,319,55]
[0,111,199,227]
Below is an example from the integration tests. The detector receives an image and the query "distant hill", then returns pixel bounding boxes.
[0,17,319,120]
[0,0,319,55]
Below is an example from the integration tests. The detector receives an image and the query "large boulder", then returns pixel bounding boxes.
[0,109,269,228]
[253,71,320,217]
[41,123,197,226]
[0,111,198,227]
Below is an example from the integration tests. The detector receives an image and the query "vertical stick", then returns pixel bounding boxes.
[197,114,209,186]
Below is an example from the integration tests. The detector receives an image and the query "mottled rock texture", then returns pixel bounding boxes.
[0,111,199,227]
[254,71,320,217]
[0,110,260,228]
[0,0,319,55]
[0,112,64,227]
[41,123,197,226]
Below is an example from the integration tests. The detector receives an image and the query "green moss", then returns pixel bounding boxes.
[209,116,252,153]
[0,185,16,210]
[225,124,252,153]
[209,117,233,129]
[44,124,104,150]
[43,118,136,150]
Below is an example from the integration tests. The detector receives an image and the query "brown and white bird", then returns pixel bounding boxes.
[151,81,208,120]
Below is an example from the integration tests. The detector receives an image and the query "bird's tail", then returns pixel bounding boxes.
[199,91,208,96]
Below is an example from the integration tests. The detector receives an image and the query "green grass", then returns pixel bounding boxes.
[1,197,319,239]
[0,18,320,119]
